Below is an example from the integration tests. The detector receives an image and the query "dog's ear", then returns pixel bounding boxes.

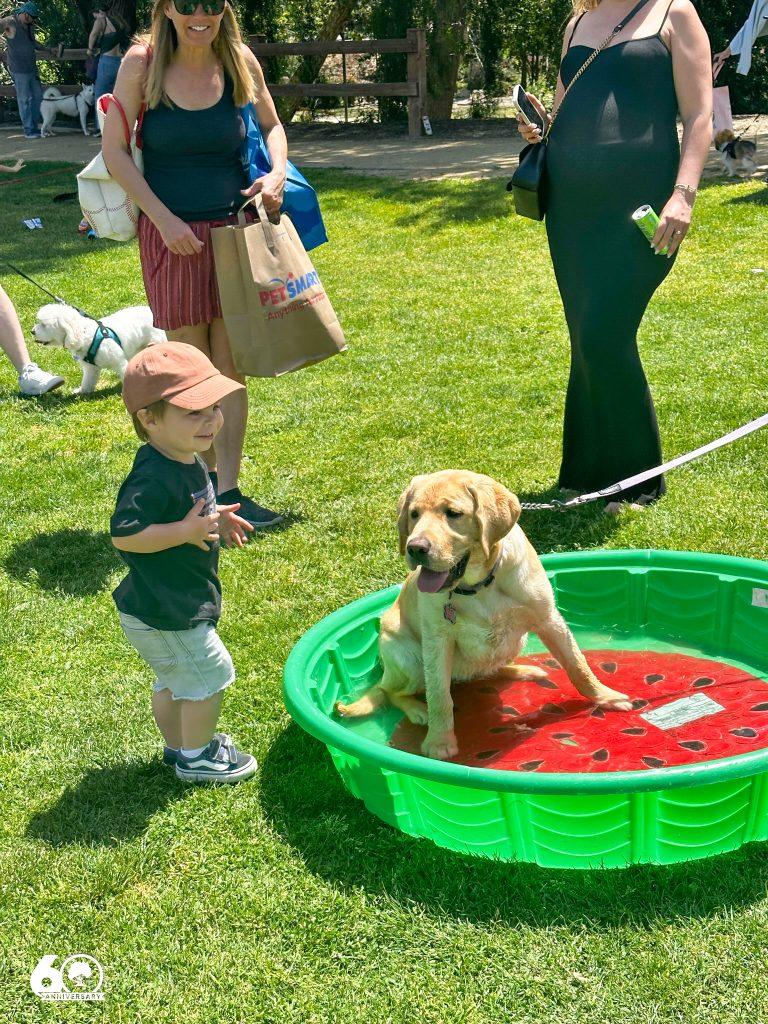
[397,475,425,555]
[57,306,84,350]
[468,479,521,560]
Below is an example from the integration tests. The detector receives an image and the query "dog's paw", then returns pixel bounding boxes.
[594,688,633,712]
[403,701,429,726]
[421,731,459,760]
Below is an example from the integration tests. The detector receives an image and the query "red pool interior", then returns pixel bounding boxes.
[389,651,768,772]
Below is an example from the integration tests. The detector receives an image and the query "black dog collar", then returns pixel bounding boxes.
[443,550,504,623]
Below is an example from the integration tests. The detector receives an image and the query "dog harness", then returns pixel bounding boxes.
[84,323,123,365]
[443,550,504,624]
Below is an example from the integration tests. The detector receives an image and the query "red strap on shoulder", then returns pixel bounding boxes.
[98,93,131,146]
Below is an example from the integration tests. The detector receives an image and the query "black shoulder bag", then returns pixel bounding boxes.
[508,0,652,221]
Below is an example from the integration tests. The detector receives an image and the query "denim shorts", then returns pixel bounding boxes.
[119,612,235,702]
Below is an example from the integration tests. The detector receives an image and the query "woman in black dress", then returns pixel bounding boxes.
[518,0,711,511]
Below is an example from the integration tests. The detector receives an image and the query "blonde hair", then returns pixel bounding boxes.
[140,0,257,109]
[572,0,600,12]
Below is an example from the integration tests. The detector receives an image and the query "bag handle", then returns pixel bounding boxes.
[546,0,653,137]
[98,92,146,149]
[237,195,278,256]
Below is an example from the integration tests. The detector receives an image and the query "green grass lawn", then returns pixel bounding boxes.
[1,161,768,1023]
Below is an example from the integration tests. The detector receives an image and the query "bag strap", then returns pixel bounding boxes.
[98,92,146,149]
[546,0,653,137]
[238,196,278,256]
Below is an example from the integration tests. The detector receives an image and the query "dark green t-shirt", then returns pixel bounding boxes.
[111,445,221,630]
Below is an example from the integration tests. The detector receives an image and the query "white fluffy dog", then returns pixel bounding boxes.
[40,85,95,136]
[33,303,166,394]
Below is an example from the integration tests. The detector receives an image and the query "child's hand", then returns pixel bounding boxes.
[0,159,25,174]
[182,497,220,550]
[217,502,255,548]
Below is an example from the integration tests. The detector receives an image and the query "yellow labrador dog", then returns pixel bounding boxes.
[336,470,632,760]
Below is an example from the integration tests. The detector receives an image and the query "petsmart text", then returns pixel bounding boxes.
[260,271,320,307]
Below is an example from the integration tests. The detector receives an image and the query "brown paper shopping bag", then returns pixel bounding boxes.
[211,197,346,377]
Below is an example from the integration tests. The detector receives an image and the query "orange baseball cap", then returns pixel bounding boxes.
[122,342,245,414]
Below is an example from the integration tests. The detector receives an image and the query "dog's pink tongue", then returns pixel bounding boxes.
[417,567,449,593]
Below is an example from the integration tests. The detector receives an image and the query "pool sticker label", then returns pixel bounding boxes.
[641,693,725,731]
[753,588,768,608]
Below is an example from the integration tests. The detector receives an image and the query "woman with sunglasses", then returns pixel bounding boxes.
[103,0,287,529]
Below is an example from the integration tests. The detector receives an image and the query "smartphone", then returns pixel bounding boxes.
[512,84,545,134]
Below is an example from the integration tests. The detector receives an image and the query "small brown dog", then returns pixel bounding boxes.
[714,129,757,177]
[336,471,632,760]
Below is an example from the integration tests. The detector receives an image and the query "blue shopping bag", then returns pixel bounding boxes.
[240,104,328,251]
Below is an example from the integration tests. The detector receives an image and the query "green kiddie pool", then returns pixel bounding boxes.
[283,550,768,869]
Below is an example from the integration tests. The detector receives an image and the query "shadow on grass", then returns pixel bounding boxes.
[5,529,120,595]
[26,761,182,847]
[261,722,768,927]
[726,186,768,206]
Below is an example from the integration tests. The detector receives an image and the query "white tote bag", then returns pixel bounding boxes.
[77,94,144,242]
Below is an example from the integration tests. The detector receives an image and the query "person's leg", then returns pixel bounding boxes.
[0,284,64,394]
[11,73,35,135]
[0,283,33,372]
[208,317,246,494]
[180,690,225,750]
[31,76,43,131]
[151,687,183,748]
[166,323,216,473]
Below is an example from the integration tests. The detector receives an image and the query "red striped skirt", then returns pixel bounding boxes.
[137,210,255,331]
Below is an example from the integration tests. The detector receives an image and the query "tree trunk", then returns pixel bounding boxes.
[425,0,468,121]
[278,0,357,123]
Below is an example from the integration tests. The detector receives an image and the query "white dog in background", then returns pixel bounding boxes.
[33,304,166,394]
[40,85,95,136]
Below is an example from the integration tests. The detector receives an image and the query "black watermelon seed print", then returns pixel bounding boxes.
[642,756,666,769]
[541,703,567,716]
[600,662,618,673]
[544,659,560,669]
[534,677,559,689]
[592,748,609,762]
[387,650,768,772]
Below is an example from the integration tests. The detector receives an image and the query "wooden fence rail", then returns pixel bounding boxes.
[0,28,428,138]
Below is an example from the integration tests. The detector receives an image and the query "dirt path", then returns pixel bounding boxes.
[1,115,766,181]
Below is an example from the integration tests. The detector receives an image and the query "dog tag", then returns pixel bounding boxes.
[444,603,457,624]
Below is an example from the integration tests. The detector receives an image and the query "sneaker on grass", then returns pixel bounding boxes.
[175,733,257,784]
[18,363,64,396]
[217,487,284,530]
[163,746,179,766]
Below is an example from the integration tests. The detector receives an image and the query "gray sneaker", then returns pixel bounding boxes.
[162,746,179,766]
[175,733,257,784]
[18,362,64,396]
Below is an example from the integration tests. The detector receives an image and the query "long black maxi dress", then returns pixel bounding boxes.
[546,18,680,502]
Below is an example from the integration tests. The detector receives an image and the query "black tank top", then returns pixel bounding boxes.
[141,74,248,223]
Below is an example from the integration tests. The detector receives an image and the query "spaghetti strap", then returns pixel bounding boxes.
[657,0,676,34]
[566,11,587,49]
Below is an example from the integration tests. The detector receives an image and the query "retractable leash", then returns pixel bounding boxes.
[3,261,123,365]
[520,413,768,511]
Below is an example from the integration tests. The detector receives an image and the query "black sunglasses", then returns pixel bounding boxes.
[173,0,226,15]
